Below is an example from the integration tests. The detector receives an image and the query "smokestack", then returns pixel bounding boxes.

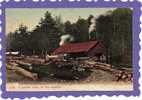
[59,34,74,46]
[88,15,96,39]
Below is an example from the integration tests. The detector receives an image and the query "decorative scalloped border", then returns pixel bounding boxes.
[0,0,141,99]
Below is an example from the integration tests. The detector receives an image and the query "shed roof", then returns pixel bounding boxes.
[52,41,99,55]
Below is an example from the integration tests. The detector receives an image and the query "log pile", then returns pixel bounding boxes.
[6,56,132,82]
[53,60,132,81]
[6,56,45,65]
[83,61,132,81]
[7,63,38,80]
[7,58,92,80]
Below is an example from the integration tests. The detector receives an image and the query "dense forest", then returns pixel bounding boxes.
[6,8,132,67]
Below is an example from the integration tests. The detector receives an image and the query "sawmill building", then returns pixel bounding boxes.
[52,41,105,61]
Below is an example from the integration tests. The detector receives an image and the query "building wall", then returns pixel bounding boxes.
[87,42,105,57]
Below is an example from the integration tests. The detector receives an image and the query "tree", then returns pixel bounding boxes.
[111,8,132,66]
[55,15,65,36]
[64,21,72,35]
[7,24,30,55]
[96,13,113,63]
[96,8,132,67]
[75,17,89,42]
[6,32,13,52]
[30,11,60,56]
[64,18,89,42]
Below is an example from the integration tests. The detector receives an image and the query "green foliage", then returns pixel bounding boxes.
[30,11,60,55]
[7,11,90,55]
[6,8,132,68]
[6,24,30,54]
[75,18,89,42]
[96,8,132,67]
[64,18,89,42]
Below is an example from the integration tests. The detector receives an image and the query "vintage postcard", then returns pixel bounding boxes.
[0,0,141,99]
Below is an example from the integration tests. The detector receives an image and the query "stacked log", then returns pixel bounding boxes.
[6,55,132,82]
[24,57,45,64]
[6,56,24,61]
[7,63,38,80]
[83,61,132,82]
[6,56,45,65]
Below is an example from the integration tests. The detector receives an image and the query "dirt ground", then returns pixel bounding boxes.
[6,56,133,91]
[6,68,133,91]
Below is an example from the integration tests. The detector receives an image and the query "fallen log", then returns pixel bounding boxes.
[15,60,31,65]
[95,62,112,68]
[24,57,45,64]
[84,61,133,82]
[94,65,117,73]
[6,56,24,61]
[7,64,38,80]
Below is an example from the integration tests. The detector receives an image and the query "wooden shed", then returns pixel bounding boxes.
[52,41,105,61]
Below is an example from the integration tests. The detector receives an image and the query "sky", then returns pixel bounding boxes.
[6,8,115,34]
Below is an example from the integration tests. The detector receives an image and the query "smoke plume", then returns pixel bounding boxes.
[59,34,74,46]
[88,16,96,39]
